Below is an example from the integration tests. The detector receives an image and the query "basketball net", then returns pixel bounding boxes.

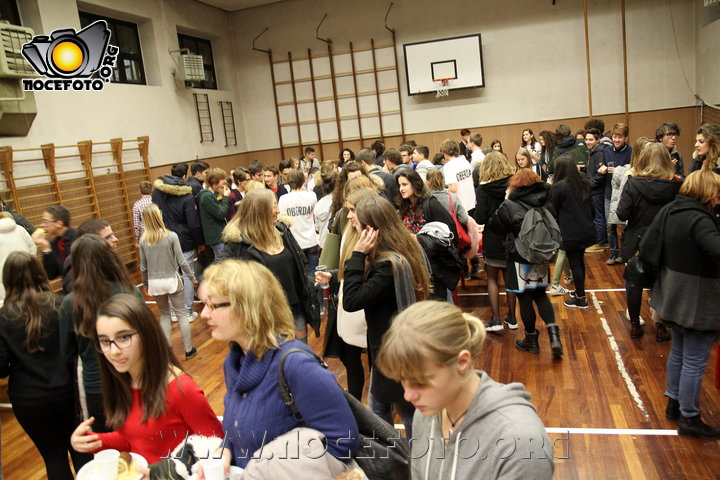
[433,78,452,98]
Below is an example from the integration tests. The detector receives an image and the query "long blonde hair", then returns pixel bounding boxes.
[376,301,486,385]
[202,260,294,359]
[636,142,675,180]
[628,136,654,175]
[480,151,516,183]
[338,187,380,281]
[140,204,169,245]
[354,196,430,301]
[223,189,281,252]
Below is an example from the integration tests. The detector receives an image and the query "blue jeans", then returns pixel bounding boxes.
[665,323,716,418]
[211,242,225,258]
[181,250,196,315]
[592,193,608,245]
[604,198,619,258]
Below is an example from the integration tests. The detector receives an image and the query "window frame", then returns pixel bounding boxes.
[79,11,146,85]
[0,0,20,26]
[177,32,217,90]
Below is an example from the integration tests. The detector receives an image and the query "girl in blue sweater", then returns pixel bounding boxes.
[198,259,359,477]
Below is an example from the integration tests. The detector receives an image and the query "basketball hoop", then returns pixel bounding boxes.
[433,78,452,98]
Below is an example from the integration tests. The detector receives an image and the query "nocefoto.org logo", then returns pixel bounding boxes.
[21,20,118,92]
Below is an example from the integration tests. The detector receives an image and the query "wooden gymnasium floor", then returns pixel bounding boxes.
[1,252,719,479]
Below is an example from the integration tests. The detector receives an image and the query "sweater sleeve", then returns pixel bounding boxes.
[172,233,195,282]
[139,242,149,287]
[283,351,359,460]
[199,192,229,222]
[174,374,224,438]
[94,431,131,453]
[693,215,720,261]
[341,252,394,314]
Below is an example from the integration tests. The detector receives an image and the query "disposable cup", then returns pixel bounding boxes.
[93,449,120,480]
[202,458,224,480]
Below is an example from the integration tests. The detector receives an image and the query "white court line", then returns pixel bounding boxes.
[589,292,649,419]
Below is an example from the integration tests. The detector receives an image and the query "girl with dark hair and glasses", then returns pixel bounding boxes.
[70,294,222,463]
[0,251,92,479]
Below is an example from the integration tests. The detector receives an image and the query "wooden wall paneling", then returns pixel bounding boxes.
[307,49,325,160]
[326,43,343,151]
[287,51,304,156]
[76,141,100,220]
[350,42,365,145]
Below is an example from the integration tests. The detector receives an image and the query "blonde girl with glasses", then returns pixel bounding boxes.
[70,294,222,463]
[140,204,198,360]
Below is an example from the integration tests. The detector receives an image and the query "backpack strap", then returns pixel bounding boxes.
[277,348,328,427]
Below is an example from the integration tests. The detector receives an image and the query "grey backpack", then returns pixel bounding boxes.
[514,204,561,264]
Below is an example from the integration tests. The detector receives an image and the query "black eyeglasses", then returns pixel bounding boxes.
[202,301,231,312]
[96,332,137,352]
[664,132,679,138]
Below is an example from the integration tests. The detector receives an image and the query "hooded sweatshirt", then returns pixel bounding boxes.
[0,217,37,301]
[411,371,553,480]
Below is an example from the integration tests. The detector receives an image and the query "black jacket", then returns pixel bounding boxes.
[342,251,405,403]
[152,176,204,252]
[616,175,682,262]
[474,176,512,260]
[586,144,608,194]
[0,295,74,403]
[42,227,77,280]
[217,222,320,337]
[186,176,204,198]
[551,181,595,250]
[489,182,554,263]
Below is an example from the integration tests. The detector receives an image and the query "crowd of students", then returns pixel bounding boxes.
[0,118,718,480]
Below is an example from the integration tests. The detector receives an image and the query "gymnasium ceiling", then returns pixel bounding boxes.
[195,0,289,11]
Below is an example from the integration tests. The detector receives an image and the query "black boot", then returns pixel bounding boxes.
[547,325,563,359]
[665,397,680,421]
[515,330,540,354]
[678,415,720,438]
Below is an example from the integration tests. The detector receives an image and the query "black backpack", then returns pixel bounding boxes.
[278,348,410,480]
[514,203,561,264]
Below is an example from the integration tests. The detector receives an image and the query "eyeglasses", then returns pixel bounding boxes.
[202,301,231,312]
[96,332,137,352]
[664,133,679,138]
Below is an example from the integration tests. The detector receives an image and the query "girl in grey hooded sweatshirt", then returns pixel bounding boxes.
[377,301,553,480]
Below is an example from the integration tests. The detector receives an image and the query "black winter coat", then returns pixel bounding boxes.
[551,181,595,250]
[216,222,320,337]
[151,176,204,252]
[616,175,682,262]
[474,176,511,260]
[488,182,554,264]
[586,144,608,194]
[342,251,405,404]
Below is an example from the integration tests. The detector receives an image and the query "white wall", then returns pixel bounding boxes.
[4,0,246,167]
[2,0,701,163]
[230,0,697,152]
[697,0,720,105]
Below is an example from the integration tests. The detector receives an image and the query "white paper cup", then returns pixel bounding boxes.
[202,458,224,480]
[93,449,120,480]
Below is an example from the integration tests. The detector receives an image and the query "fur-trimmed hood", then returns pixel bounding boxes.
[154,176,192,196]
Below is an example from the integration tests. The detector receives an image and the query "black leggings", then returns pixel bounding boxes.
[12,393,92,480]
[565,248,586,297]
[517,289,556,333]
[339,342,365,401]
[626,280,644,325]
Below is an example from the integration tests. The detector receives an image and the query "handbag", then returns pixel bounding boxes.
[319,232,340,270]
[278,349,411,480]
[447,193,471,249]
[623,253,656,287]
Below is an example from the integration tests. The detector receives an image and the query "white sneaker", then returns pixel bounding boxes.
[188,311,198,323]
[171,312,178,323]
[548,284,570,296]
[625,309,645,326]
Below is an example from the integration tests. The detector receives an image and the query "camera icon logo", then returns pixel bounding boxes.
[21,20,118,91]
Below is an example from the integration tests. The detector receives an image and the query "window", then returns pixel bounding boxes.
[79,11,145,85]
[178,33,217,90]
[0,0,20,26]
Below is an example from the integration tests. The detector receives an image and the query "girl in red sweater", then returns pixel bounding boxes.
[70,294,222,463]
